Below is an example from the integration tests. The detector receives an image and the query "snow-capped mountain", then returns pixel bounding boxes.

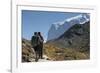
[47,13,90,41]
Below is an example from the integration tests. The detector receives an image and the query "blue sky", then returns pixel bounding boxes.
[22,10,83,41]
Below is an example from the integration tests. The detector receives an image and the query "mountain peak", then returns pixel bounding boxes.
[47,13,90,41]
[66,14,89,22]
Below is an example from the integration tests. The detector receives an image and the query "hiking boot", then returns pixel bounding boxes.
[35,59,38,62]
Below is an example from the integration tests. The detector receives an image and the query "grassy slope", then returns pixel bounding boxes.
[44,43,89,61]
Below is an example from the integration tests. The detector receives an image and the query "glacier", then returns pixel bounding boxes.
[47,13,90,41]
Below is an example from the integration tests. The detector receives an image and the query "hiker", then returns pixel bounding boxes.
[31,32,40,62]
[38,32,44,59]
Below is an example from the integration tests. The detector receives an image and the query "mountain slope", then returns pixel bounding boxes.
[22,38,34,62]
[46,21,90,60]
[47,21,90,54]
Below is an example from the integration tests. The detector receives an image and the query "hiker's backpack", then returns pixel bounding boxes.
[31,35,39,47]
[38,36,44,43]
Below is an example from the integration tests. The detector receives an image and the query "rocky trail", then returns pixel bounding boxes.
[29,55,52,62]
[28,48,52,62]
